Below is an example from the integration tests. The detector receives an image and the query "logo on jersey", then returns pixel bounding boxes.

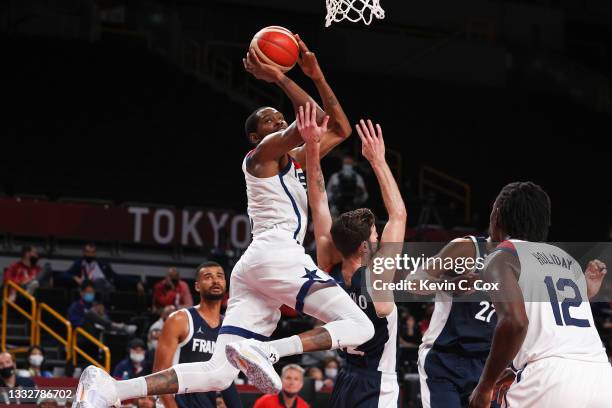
[196,327,204,334]
[192,338,216,354]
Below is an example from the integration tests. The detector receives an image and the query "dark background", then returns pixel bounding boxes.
[2,0,611,240]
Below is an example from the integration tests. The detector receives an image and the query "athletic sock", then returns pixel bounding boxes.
[267,335,303,358]
[116,376,147,401]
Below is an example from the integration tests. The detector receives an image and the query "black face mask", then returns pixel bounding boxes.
[29,256,39,266]
[84,256,95,263]
[0,366,15,379]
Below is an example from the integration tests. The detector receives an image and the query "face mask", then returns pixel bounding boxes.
[314,380,324,391]
[0,366,15,379]
[325,368,337,379]
[130,352,145,363]
[342,164,353,174]
[84,256,95,263]
[148,340,158,351]
[29,354,44,367]
[29,256,39,266]
[83,293,95,303]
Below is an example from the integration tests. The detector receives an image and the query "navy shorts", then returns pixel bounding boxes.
[419,348,500,408]
[329,365,399,408]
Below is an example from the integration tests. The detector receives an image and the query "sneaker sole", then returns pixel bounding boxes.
[226,344,281,394]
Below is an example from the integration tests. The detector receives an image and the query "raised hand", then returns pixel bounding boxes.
[356,119,385,166]
[243,48,283,83]
[295,34,324,81]
[585,259,607,299]
[297,101,329,145]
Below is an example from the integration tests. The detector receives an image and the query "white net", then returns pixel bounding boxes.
[325,0,385,27]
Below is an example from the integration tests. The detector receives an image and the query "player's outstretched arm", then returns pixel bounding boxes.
[152,312,186,408]
[357,120,405,316]
[291,35,352,168]
[357,120,406,242]
[469,250,528,408]
[298,102,341,270]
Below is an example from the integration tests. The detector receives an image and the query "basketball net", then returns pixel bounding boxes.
[325,0,385,27]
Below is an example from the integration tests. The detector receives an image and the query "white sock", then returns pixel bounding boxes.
[267,335,303,358]
[116,376,147,401]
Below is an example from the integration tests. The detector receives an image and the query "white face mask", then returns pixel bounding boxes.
[148,340,158,351]
[314,380,324,391]
[130,352,145,364]
[29,355,44,367]
[325,368,337,379]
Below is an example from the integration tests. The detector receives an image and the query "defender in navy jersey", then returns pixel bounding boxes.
[154,262,242,408]
[414,236,499,408]
[302,118,406,407]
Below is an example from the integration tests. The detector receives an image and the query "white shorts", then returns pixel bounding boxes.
[220,229,337,339]
[504,357,612,408]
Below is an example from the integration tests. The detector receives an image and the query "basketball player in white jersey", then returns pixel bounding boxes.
[468,182,611,408]
[303,116,405,407]
[74,36,374,407]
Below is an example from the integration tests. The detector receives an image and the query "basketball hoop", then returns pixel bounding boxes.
[325,0,385,27]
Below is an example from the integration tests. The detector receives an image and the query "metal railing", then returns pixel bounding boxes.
[2,281,37,354]
[419,166,471,224]
[72,327,111,372]
[35,303,72,360]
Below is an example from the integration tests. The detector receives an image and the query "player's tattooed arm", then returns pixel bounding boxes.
[144,368,179,395]
[291,35,351,168]
[299,102,342,270]
[469,251,527,408]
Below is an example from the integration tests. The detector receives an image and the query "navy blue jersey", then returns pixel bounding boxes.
[330,265,398,373]
[422,236,497,357]
[174,307,242,408]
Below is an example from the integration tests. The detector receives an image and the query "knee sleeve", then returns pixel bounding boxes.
[303,285,375,349]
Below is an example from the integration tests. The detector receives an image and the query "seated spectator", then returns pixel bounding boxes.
[0,352,36,403]
[112,338,152,380]
[4,246,51,300]
[253,364,309,408]
[305,367,326,391]
[399,310,421,347]
[135,396,156,408]
[148,305,176,334]
[326,155,368,216]
[145,328,161,364]
[322,358,339,387]
[16,345,53,378]
[67,281,136,335]
[64,243,116,301]
[152,267,193,312]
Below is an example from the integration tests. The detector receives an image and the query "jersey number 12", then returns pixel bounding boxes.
[544,276,590,328]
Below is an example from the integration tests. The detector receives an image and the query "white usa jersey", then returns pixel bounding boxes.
[498,240,608,370]
[243,152,308,244]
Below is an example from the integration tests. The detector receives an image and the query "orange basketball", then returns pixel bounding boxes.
[250,26,299,73]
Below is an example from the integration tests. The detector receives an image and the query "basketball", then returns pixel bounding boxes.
[249,26,299,72]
